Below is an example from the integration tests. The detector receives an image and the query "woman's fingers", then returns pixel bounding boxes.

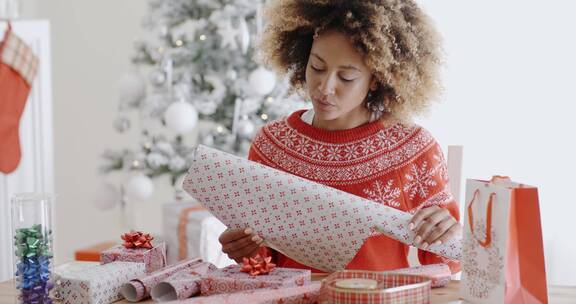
[228,243,261,262]
[221,234,256,254]
[423,219,457,246]
[436,224,462,244]
[409,207,439,231]
[219,227,265,262]
[218,227,253,245]
[411,207,460,250]
[413,209,448,245]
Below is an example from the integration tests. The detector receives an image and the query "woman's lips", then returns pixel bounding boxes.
[313,97,336,109]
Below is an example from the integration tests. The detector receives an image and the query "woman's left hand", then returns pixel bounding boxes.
[409,206,461,250]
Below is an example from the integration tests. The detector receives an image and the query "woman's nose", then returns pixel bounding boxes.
[319,74,336,96]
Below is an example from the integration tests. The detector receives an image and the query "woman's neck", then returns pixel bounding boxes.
[311,108,371,131]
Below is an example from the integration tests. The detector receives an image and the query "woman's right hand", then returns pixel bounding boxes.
[218,227,264,263]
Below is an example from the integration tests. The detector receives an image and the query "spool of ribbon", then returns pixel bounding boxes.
[121,231,154,249]
[319,271,431,304]
[240,254,276,276]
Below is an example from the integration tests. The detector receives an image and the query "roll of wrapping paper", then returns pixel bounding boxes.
[319,271,431,304]
[120,258,203,302]
[150,262,217,301]
[183,145,461,273]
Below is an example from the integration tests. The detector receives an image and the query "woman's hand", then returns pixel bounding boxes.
[409,206,461,250]
[218,227,264,263]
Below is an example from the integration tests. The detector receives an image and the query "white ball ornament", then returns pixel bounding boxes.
[93,183,121,210]
[248,67,276,96]
[149,69,166,86]
[164,102,198,134]
[237,119,256,138]
[118,72,146,105]
[125,174,154,201]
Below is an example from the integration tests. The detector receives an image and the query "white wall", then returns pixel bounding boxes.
[28,0,171,266]
[418,0,576,285]
[15,0,574,285]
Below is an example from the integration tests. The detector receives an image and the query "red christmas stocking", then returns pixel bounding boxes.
[0,23,38,174]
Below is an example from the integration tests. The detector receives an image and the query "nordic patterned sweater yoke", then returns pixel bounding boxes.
[250,109,460,273]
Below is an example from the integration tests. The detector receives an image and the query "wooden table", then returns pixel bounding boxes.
[1,277,574,303]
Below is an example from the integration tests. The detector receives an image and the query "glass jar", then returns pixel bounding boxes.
[11,193,54,304]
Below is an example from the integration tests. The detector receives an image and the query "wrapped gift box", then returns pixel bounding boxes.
[54,261,146,304]
[162,201,234,268]
[200,265,311,296]
[101,241,166,273]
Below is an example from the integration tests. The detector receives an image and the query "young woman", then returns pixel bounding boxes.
[219,0,461,273]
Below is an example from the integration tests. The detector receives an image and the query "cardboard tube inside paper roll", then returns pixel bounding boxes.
[183,145,462,272]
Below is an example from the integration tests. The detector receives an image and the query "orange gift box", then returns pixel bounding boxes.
[75,241,116,261]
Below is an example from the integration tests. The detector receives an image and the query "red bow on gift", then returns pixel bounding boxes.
[240,254,276,276]
[121,231,154,249]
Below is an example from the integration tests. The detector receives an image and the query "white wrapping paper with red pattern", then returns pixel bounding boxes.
[101,241,166,274]
[53,261,146,304]
[200,264,310,296]
[120,258,204,302]
[150,262,217,301]
[182,145,461,272]
[176,281,321,304]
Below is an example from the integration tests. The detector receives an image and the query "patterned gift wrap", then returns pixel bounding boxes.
[101,241,166,273]
[200,265,311,296]
[120,258,203,302]
[178,281,322,304]
[53,261,146,304]
[150,262,217,301]
[385,264,451,288]
[183,145,461,273]
[319,271,431,304]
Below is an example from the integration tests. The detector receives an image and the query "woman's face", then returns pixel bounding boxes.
[305,30,376,124]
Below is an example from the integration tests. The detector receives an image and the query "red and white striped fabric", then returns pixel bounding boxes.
[385,264,451,288]
[319,271,431,304]
[1,23,38,85]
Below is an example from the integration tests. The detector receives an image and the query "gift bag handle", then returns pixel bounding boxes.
[467,189,495,248]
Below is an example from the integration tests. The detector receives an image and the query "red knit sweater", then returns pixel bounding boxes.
[249,109,460,273]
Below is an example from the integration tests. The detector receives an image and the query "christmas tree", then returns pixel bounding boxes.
[100,0,308,198]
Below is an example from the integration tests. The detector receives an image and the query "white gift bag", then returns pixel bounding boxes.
[460,176,547,303]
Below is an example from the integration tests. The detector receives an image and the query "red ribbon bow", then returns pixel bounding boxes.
[240,254,276,276]
[121,231,154,249]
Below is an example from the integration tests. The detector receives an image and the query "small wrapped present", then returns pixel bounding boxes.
[53,261,146,304]
[180,281,321,304]
[120,258,204,302]
[54,261,100,276]
[150,262,217,301]
[200,264,311,296]
[101,231,167,273]
[162,201,235,267]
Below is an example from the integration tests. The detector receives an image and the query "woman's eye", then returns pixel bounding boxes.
[340,77,355,82]
[311,65,324,72]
